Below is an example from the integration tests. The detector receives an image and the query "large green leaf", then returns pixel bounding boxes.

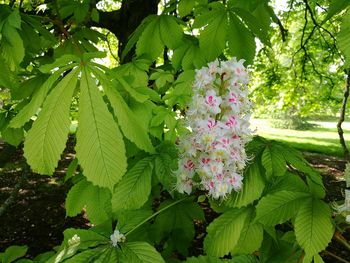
[76,67,127,189]
[204,207,249,257]
[295,198,334,257]
[65,179,111,225]
[225,162,265,208]
[10,64,75,128]
[198,5,227,61]
[227,12,256,65]
[338,10,350,66]
[112,157,153,212]
[120,242,165,263]
[255,191,310,226]
[324,0,350,21]
[23,68,79,175]
[232,207,263,254]
[185,255,258,263]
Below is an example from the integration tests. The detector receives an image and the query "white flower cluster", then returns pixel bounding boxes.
[176,58,252,199]
[334,163,350,223]
[110,229,125,247]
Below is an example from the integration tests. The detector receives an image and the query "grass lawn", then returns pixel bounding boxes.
[252,119,350,157]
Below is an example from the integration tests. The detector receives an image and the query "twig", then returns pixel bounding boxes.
[324,250,350,263]
[337,69,350,161]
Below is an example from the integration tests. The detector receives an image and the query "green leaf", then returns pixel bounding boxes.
[65,179,111,225]
[63,248,105,263]
[10,65,74,128]
[295,198,334,257]
[120,242,165,263]
[338,10,350,66]
[2,245,28,263]
[313,254,325,263]
[324,0,350,21]
[112,157,153,212]
[152,198,205,255]
[185,255,258,263]
[158,15,183,49]
[232,207,263,254]
[204,207,249,257]
[178,0,195,17]
[117,209,153,233]
[1,9,24,70]
[103,80,154,153]
[1,126,23,146]
[23,68,79,175]
[269,172,309,194]
[261,144,286,179]
[76,67,127,190]
[227,12,256,65]
[199,5,227,61]
[136,16,163,60]
[255,191,310,226]
[225,162,265,208]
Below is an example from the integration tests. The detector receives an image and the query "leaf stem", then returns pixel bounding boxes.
[125,197,188,237]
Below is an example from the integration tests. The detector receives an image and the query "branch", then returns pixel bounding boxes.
[337,69,350,161]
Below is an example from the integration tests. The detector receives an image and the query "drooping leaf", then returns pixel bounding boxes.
[76,67,127,189]
[255,191,310,226]
[295,198,334,257]
[65,179,111,225]
[112,157,153,212]
[23,68,79,175]
[225,162,265,208]
[204,207,249,257]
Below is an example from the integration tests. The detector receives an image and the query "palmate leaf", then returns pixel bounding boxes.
[111,157,153,212]
[65,179,111,225]
[185,255,258,263]
[295,198,334,257]
[1,245,28,263]
[76,67,127,190]
[224,162,265,208]
[10,64,76,128]
[255,191,310,226]
[204,207,250,257]
[23,68,79,175]
[120,242,165,263]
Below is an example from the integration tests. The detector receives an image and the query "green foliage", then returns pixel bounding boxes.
[112,157,153,212]
[65,179,112,225]
[0,245,28,263]
[338,9,350,66]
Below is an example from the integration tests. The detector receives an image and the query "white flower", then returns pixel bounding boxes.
[110,229,125,247]
[176,58,252,199]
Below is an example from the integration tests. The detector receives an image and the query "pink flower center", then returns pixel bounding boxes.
[226,116,237,127]
[184,160,195,170]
